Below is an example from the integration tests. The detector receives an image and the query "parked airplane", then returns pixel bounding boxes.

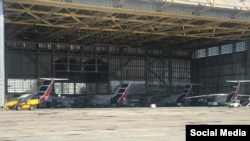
[162,83,201,106]
[175,84,194,106]
[4,78,67,110]
[185,80,250,106]
[90,83,131,107]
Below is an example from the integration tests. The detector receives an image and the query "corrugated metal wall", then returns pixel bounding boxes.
[5,43,192,96]
[193,41,249,96]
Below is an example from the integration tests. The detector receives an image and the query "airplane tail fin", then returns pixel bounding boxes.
[176,84,193,105]
[32,80,54,103]
[110,83,130,105]
[226,82,240,103]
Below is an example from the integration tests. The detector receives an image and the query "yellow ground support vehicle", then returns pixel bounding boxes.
[4,94,39,111]
[15,94,39,111]
[4,94,31,110]
[4,99,18,110]
[16,98,39,110]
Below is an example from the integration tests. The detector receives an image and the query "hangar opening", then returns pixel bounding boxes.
[2,0,250,108]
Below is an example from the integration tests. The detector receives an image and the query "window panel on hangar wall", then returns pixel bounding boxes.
[235,41,247,52]
[7,79,92,96]
[63,83,75,94]
[195,48,206,58]
[75,83,86,94]
[7,79,37,94]
[54,82,108,95]
[54,81,107,95]
[54,82,91,95]
[221,44,233,54]
[208,46,218,57]
[54,82,62,95]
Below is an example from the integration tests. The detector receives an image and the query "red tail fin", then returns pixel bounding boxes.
[32,80,54,103]
[110,83,130,104]
[176,84,193,104]
[226,82,240,102]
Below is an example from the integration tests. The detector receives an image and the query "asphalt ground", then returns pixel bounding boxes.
[1,106,250,141]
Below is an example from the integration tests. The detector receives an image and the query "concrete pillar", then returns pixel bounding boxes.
[0,0,5,109]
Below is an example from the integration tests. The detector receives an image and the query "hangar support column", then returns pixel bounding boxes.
[246,40,250,94]
[0,0,5,109]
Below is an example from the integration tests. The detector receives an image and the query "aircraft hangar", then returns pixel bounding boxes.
[1,0,250,108]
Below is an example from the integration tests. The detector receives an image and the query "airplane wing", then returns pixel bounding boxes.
[237,94,250,97]
[19,94,33,99]
[226,80,250,82]
[186,93,228,99]
[40,78,68,81]
[177,80,250,106]
[187,81,243,102]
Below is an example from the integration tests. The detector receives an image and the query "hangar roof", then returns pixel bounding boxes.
[3,0,250,50]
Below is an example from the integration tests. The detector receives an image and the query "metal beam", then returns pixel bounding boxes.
[0,0,5,109]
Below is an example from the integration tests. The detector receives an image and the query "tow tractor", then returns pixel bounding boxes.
[4,94,31,110]
[15,94,39,110]
[4,94,39,111]
[228,100,241,108]
[4,99,18,110]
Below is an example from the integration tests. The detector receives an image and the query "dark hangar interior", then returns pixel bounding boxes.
[3,0,250,107]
